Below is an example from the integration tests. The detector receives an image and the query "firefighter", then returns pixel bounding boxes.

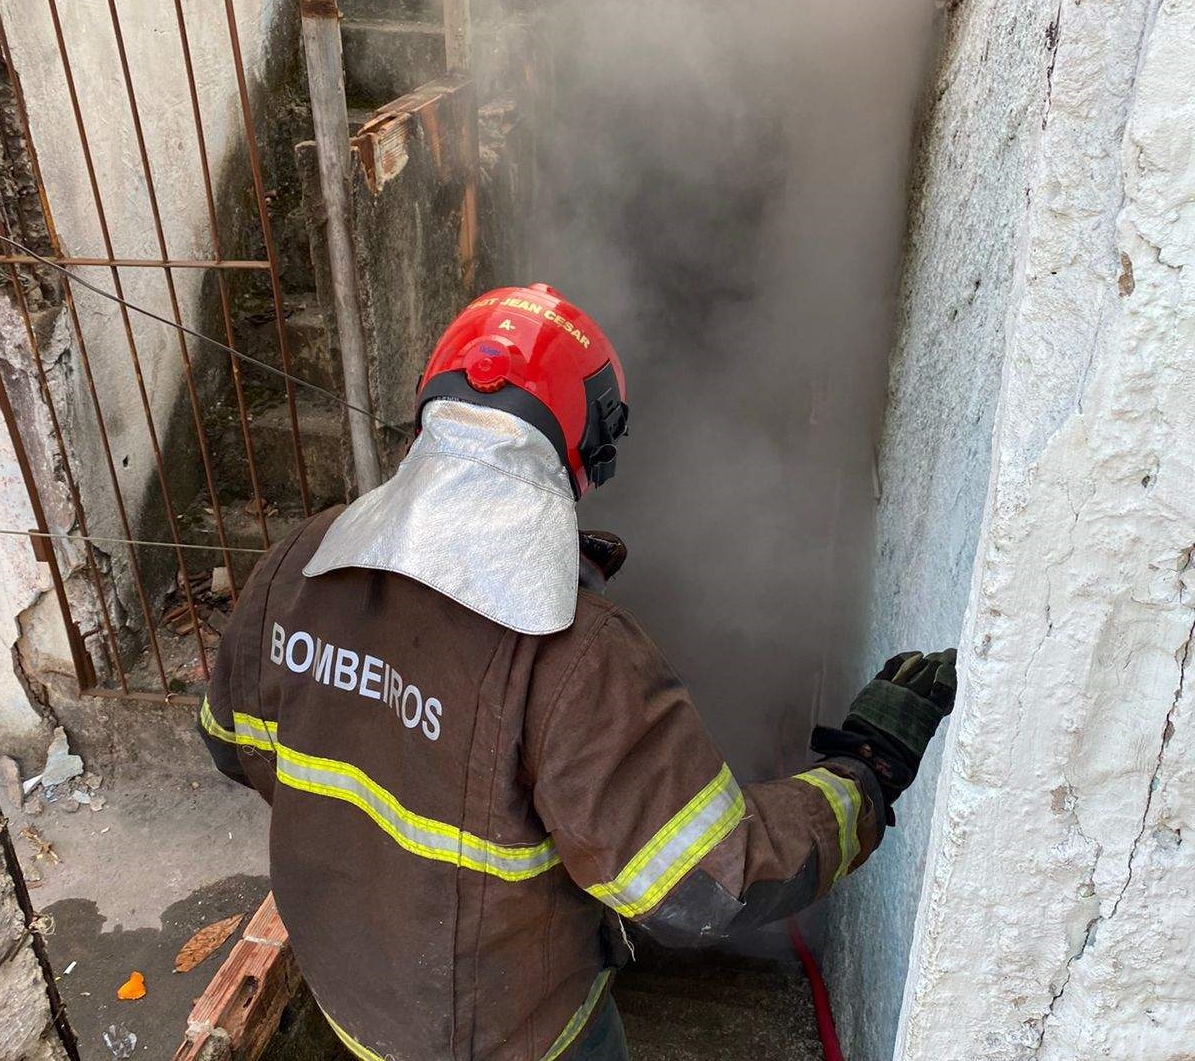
[199,283,956,1061]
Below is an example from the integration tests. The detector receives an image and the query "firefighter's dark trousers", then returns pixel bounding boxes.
[572,998,628,1061]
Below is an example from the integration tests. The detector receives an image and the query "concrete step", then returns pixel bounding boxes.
[339,0,443,22]
[210,392,348,514]
[341,18,447,108]
[239,300,341,397]
[179,499,309,585]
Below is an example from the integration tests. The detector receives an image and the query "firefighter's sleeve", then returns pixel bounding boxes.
[197,556,278,804]
[528,610,886,946]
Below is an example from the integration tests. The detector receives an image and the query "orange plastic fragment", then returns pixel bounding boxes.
[117,971,146,1000]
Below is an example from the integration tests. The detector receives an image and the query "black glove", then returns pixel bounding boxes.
[811,649,957,822]
[578,531,628,593]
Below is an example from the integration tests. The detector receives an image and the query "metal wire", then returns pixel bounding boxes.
[0,527,267,554]
[0,235,400,433]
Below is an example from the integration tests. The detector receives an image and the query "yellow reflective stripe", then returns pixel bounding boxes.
[200,698,277,753]
[275,744,559,882]
[542,969,613,1061]
[320,970,612,1061]
[199,697,236,744]
[587,763,745,918]
[203,701,557,882]
[796,766,862,882]
[233,711,277,752]
[320,1008,384,1061]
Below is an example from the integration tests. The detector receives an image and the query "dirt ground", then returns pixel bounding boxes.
[5,766,270,1059]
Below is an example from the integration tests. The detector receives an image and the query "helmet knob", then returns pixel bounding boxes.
[463,341,511,393]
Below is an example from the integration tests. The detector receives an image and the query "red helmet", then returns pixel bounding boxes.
[417,283,629,496]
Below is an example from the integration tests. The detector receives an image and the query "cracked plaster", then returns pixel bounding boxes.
[824,0,1193,1057]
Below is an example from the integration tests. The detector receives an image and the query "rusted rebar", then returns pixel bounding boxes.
[0,210,127,692]
[46,0,210,680]
[172,0,271,550]
[105,0,239,600]
[0,255,270,270]
[0,309,97,693]
[223,0,312,516]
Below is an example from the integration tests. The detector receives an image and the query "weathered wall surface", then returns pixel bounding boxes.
[826,0,1195,1057]
[0,296,95,769]
[894,0,1195,1055]
[0,818,72,1060]
[820,0,1059,1052]
[0,360,51,765]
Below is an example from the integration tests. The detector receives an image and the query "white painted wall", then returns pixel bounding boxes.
[820,0,1059,1052]
[897,0,1195,1055]
[827,0,1195,1057]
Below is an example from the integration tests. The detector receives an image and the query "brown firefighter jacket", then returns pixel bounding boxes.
[200,509,885,1061]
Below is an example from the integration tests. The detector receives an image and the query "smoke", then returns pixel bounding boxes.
[532,0,937,779]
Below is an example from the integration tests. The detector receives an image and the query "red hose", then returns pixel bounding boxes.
[788,916,846,1061]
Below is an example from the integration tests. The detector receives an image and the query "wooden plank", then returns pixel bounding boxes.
[300,0,382,494]
[443,0,472,74]
[351,75,475,193]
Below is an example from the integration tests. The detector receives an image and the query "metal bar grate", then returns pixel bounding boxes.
[0,0,322,703]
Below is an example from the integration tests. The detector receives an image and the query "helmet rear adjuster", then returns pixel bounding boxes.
[578,362,629,489]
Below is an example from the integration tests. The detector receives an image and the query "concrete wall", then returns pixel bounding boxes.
[0,295,102,770]
[826,0,1195,1057]
[0,311,53,765]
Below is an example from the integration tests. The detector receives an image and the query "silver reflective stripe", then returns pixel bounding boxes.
[795,766,862,881]
[234,712,276,752]
[275,745,559,882]
[588,764,745,918]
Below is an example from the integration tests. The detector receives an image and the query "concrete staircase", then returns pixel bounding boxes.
[338,0,537,111]
[339,0,449,109]
[185,300,347,590]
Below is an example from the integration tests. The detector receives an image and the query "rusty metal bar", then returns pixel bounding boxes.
[0,528,264,555]
[83,686,201,708]
[45,0,210,680]
[0,216,127,692]
[223,0,312,516]
[0,255,271,270]
[105,0,240,602]
[0,9,168,690]
[172,0,270,550]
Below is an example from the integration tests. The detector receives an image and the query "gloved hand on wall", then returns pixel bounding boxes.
[810,649,957,823]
